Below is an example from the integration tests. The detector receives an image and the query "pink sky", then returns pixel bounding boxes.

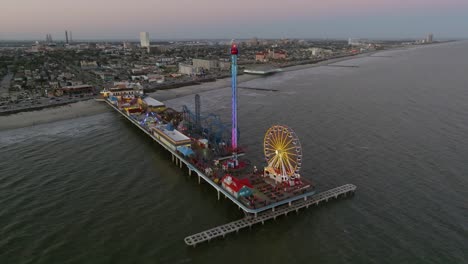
[1,0,467,39]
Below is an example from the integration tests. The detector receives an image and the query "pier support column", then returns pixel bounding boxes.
[217,190,220,200]
[180,160,183,168]
[172,154,174,162]
[254,212,257,218]
[304,196,307,201]
[272,207,275,212]
[198,175,201,184]
[289,201,292,207]
[188,169,192,176]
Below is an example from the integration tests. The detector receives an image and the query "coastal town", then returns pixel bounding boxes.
[0,34,437,115]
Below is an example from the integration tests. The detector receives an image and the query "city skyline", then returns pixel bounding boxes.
[1,0,468,40]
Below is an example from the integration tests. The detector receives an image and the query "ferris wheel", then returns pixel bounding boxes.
[263,125,302,179]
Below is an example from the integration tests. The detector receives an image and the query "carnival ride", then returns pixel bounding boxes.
[181,103,234,155]
[263,125,303,184]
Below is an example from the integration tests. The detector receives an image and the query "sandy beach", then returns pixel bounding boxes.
[0,100,108,131]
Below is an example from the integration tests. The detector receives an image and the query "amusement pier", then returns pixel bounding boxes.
[99,43,357,245]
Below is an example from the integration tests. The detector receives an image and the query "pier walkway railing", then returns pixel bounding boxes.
[184,184,356,247]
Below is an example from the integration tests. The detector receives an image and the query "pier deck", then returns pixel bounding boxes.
[105,100,317,214]
[184,184,356,247]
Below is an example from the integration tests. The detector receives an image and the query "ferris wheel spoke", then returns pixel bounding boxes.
[284,137,293,147]
[278,130,285,146]
[268,132,277,146]
[284,154,296,173]
[286,151,300,168]
[275,128,283,146]
[266,134,278,146]
[269,153,280,167]
[275,156,284,170]
[279,130,289,148]
[280,160,287,175]
[282,144,296,153]
[270,136,279,149]
[287,154,299,168]
[265,144,278,152]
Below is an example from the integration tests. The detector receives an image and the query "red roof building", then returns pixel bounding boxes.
[270,50,287,60]
[59,85,94,95]
[255,50,287,62]
[255,52,268,62]
[221,175,253,198]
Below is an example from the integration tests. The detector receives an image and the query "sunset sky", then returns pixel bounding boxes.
[1,0,467,40]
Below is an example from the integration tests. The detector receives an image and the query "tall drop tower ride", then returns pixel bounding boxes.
[230,43,239,152]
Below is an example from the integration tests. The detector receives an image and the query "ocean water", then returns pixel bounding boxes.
[1,42,467,263]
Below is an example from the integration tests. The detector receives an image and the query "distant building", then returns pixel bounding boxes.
[97,72,114,82]
[255,50,287,61]
[140,32,150,48]
[248,37,259,47]
[148,74,165,83]
[426,33,433,43]
[270,50,287,60]
[59,84,94,95]
[218,60,231,71]
[348,38,371,46]
[255,52,268,62]
[192,59,218,70]
[309,47,333,57]
[178,63,199,75]
[147,45,161,54]
[123,42,134,49]
[80,61,98,69]
[30,41,44,53]
[156,57,175,66]
[45,34,53,43]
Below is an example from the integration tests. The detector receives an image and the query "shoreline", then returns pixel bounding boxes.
[0,43,442,132]
[148,48,393,101]
[0,97,96,116]
[0,100,108,131]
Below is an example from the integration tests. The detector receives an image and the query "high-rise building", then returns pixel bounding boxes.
[123,42,134,49]
[426,33,433,43]
[65,30,69,44]
[45,34,53,43]
[140,32,150,48]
